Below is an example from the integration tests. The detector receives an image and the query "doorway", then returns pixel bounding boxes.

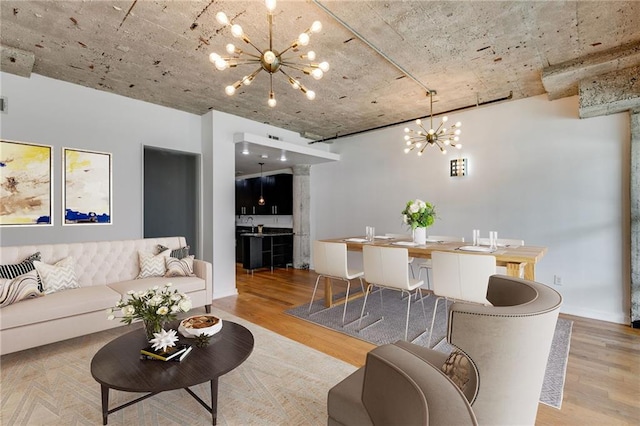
[143,146,200,256]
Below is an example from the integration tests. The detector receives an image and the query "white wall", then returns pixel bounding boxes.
[311,95,631,324]
[0,72,201,246]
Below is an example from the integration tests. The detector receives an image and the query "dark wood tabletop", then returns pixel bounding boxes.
[91,320,254,393]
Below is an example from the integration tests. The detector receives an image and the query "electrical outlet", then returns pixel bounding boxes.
[553,275,562,286]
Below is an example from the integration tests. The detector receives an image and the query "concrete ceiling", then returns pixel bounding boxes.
[2,1,640,145]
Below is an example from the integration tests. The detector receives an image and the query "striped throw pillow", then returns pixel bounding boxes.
[0,270,43,307]
[0,252,43,291]
[165,256,195,277]
[156,245,190,259]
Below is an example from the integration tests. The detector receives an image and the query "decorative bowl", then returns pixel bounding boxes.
[178,314,223,338]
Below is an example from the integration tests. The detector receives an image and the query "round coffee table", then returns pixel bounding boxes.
[91,320,254,425]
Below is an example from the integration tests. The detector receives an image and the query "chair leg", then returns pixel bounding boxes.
[357,284,373,330]
[308,275,323,313]
[341,279,351,325]
[427,297,442,347]
[418,289,428,328]
[404,290,411,341]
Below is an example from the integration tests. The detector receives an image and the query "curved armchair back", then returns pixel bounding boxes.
[447,275,562,426]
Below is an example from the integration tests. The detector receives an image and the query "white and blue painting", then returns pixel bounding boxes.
[64,148,112,225]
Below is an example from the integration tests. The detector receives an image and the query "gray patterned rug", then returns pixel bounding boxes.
[286,289,572,409]
[0,308,356,425]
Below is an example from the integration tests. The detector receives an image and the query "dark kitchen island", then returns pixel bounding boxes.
[241,232,294,273]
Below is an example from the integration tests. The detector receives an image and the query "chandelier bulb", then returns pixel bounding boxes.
[263,50,276,65]
[453,136,460,142]
[225,85,236,96]
[306,51,316,61]
[226,43,236,54]
[404,148,411,154]
[265,0,277,12]
[454,129,461,135]
[415,119,422,125]
[417,151,423,156]
[455,122,462,127]
[441,149,447,155]
[311,68,323,80]
[298,32,310,46]
[215,58,229,71]
[428,129,435,135]
[404,135,410,141]
[242,75,252,85]
[306,90,316,100]
[416,142,422,148]
[455,144,462,149]
[231,24,244,38]
[444,140,450,146]
[404,127,410,133]
[318,61,330,72]
[209,52,221,64]
[311,21,323,33]
[268,91,277,107]
[216,12,230,25]
[442,116,448,122]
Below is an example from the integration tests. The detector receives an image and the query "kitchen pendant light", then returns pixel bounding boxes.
[258,162,266,206]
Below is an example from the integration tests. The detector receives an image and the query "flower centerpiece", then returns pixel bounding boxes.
[401,199,437,244]
[107,283,192,341]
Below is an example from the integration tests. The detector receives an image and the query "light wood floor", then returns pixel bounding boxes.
[211,265,640,425]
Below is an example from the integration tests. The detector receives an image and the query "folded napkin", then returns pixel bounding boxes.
[374,235,393,239]
[458,245,495,253]
[344,238,368,243]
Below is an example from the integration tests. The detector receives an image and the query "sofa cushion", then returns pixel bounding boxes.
[0,285,120,330]
[34,257,80,294]
[137,250,170,279]
[107,276,205,298]
[165,256,195,277]
[327,368,373,425]
[0,270,43,308]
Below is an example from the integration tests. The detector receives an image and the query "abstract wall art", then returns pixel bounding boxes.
[0,139,53,226]
[63,148,112,225]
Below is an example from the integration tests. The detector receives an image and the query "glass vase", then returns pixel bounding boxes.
[143,319,165,341]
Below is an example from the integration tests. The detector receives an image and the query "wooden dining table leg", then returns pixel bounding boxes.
[324,276,333,308]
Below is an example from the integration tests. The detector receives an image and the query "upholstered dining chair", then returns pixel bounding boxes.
[309,240,365,325]
[328,275,562,426]
[427,251,495,345]
[359,245,427,341]
[416,235,465,289]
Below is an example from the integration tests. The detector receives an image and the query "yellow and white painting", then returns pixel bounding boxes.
[0,140,53,226]
[63,148,112,225]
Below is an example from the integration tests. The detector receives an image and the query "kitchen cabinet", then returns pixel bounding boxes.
[235,173,292,215]
[241,232,294,272]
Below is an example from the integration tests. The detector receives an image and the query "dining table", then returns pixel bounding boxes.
[320,235,548,308]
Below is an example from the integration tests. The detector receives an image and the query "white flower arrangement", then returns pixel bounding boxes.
[401,198,437,229]
[107,283,192,328]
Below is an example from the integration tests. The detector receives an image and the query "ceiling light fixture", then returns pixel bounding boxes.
[258,162,266,206]
[403,91,462,156]
[210,0,329,108]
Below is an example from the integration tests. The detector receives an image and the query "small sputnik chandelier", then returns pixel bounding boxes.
[209,0,330,108]
[404,91,462,156]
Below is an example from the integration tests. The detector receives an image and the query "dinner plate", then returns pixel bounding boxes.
[458,245,495,252]
[344,238,368,243]
[392,241,419,247]
[374,235,393,239]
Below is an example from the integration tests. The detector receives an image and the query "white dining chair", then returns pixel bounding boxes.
[428,251,496,345]
[358,245,428,341]
[477,237,525,277]
[309,241,365,325]
[416,235,465,290]
[385,233,416,278]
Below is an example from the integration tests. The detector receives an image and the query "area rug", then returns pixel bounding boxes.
[0,309,357,425]
[286,290,573,409]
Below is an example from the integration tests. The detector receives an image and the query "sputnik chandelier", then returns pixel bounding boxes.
[209,0,330,107]
[403,91,462,156]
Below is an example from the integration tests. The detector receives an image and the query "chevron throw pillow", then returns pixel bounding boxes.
[165,255,195,277]
[33,257,79,294]
[137,250,170,278]
[0,270,44,307]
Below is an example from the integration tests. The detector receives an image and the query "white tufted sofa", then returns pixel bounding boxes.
[0,237,212,355]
